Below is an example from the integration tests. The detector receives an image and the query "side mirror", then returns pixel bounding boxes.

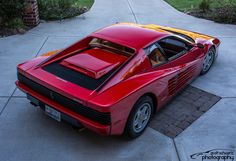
[196,43,204,49]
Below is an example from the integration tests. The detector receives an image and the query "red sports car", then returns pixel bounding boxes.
[16,23,220,138]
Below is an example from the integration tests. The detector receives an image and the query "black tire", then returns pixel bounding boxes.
[125,95,154,138]
[201,47,216,75]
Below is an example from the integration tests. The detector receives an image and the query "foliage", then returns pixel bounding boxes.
[37,0,93,20]
[199,0,236,23]
[209,6,236,23]
[0,0,26,28]
[3,18,25,29]
[199,0,211,12]
[214,0,236,6]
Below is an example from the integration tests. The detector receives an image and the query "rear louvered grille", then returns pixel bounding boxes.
[17,73,111,125]
[168,76,178,95]
[175,65,196,89]
[168,65,196,95]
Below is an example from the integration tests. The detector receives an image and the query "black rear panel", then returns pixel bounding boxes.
[17,73,111,125]
[42,61,113,90]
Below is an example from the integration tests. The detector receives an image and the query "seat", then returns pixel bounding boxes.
[149,48,166,66]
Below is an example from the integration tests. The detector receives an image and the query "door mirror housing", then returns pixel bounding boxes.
[196,43,205,49]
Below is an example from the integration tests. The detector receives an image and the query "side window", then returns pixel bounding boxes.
[158,37,189,59]
[147,44,166,67]
[166,39,186,48]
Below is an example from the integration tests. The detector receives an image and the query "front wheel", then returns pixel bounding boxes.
[125,96,154,138]
[201,47,216,75]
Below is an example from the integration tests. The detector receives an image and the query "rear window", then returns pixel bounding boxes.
[89,38,135,57]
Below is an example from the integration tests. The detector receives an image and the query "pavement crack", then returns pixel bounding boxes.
[126,0,139,23]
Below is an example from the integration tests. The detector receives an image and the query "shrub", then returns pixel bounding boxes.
[204,0,236,24]
[213,5,236,24]
[3,18,25,29]
[0,0,26,28]
[199,0,211,12]
[38,0,86,20]
[215,0,236,7]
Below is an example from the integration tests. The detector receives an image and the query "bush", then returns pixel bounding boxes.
[38,0,87,20]
[3,18,25,29]
[215,0,236,7]
[213,5,236,24]
[199,0,211,12]
[0,0,26,28]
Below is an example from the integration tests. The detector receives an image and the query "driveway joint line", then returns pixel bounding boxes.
[173,138,181,161]
[0,96,26,98]
[0,96,11,98]
[126,0,139,23]
[216,36,236,38]
[47,35,83,38]
[28,33,83,37]
[0,95,25,98]
[11,96,26,98]
[0,36,49,116]
[35,36,49,57]
[0,87,17,116]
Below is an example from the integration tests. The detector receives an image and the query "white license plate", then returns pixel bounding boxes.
[45,105,61,122]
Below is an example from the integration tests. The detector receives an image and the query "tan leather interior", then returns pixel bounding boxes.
[149,48,166,66]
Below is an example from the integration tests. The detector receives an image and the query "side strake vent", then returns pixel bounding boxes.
[168,75,178,96]
[17,73,111,125]
[168,65,197,96]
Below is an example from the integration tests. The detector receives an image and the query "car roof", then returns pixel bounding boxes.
[91,23,170,50]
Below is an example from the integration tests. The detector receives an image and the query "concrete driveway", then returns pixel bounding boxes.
[0,0,235,161]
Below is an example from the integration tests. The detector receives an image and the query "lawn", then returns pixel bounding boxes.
[165,0,236,11]
[165,0,200,11]
[76,0,94,9]
[164,0,236,24]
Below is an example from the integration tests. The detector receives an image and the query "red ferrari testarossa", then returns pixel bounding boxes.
[16,23,220,138]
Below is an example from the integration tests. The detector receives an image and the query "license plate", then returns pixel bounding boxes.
[27,94,39,106]
[45,105,61,122]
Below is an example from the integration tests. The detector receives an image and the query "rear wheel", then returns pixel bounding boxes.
[125,96,154,138]
[201,47,215,75]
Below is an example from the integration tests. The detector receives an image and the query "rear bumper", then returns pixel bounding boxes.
[16,81,111,135]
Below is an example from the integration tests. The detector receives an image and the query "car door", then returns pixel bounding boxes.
[145,42,180,105]
[158,36,203,96]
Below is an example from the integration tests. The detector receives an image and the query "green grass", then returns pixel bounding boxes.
[165,0,236,11]
[165,0,200,11]
[75,0,94,8]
